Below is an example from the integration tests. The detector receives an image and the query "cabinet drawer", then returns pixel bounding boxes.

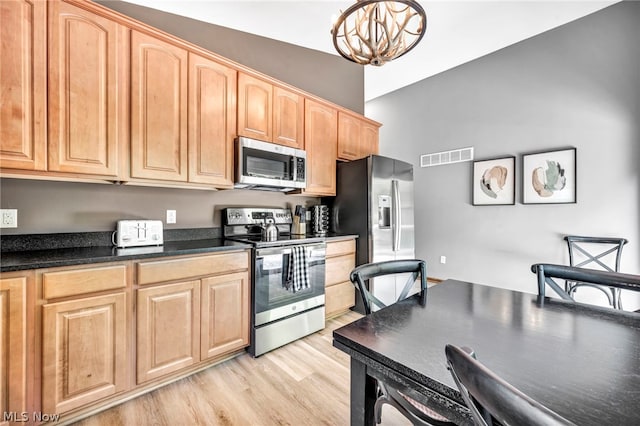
[325,281,355,318]
[43,264,127,299]
[326,239,355,258]
[325,253,355,287]
[137,251,249,285]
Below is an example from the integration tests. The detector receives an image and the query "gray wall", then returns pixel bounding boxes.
[96,0,364,113]
[0,179,317,233]
[366,1,639,308]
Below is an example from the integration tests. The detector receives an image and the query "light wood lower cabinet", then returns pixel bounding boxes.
[325,239,356,318]
[41,292,128,414]
[31,251,250,421]
[135,251,251,384]
[0,273,32,426]
[200,272,249,359]
[136,280,201,383]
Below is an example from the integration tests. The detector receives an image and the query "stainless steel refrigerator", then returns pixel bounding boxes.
[328,155,415,312]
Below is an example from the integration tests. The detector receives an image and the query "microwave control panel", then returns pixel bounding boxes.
[294,157,305,181]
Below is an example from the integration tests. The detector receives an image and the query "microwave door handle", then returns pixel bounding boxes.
[392,179,401,252]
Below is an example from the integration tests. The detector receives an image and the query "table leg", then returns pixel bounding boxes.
[350,357,377,426]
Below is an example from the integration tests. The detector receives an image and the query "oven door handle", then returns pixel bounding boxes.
[255,243,326,259]
[256,247,292,257]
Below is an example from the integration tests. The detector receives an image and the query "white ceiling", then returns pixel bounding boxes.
[120,0,619,101]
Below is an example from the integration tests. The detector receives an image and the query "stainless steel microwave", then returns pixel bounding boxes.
[235,137,306,191]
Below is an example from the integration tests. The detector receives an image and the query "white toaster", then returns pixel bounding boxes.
[114,220,164,248]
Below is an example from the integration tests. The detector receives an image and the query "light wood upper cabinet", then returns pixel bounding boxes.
[238,73,304,149]
[42,292,128,414]
[0,0,47,171]
[136,280,201,383]
[360,121,380,157]
[0,274,32,426]
[237,73,272,142]
[273,86,304,149]
[200,272,250,359]
[48,1,127,177]
[303,99,338,196]
[337,112,361,161]
[188,53,237,188]
[337,112,380,161]
[131,30,188,182]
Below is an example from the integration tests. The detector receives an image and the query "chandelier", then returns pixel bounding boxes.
[331,0,427,66]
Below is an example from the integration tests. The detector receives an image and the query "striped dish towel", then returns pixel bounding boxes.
[286,246,309,293]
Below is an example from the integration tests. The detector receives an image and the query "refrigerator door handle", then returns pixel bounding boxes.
[392,179,401,252]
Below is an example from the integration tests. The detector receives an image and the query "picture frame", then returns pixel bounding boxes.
[472,156,516,206]
[522,147,576,204]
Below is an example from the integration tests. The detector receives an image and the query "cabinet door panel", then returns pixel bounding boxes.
[237,73,272,141]
[325,281,355,318]
[325,254,356,287]
[42,293,128,414]
[273,87,304,149]
[201,272,249,359]
[0,276,29,424]
[304,99,337,196]
[48,1,125,177]
[137,281,200,383]
[337,112,361,161]
[188,53,236,187]
[131,31,187,181]
[361,121,380,157]
[0,0,46,171]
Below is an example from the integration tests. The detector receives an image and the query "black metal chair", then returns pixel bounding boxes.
[564,235,628,309]
[445,344,576,426]
[531,263,640,310]
[349,259,427,315]
[350,260,452,425]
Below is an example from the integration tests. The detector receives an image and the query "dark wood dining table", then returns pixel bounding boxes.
[333,279,640,425]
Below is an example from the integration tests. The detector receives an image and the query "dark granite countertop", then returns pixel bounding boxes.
[0,230,357,272]
[0,238,250,272]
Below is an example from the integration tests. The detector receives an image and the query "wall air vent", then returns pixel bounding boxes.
[420,147,474,167]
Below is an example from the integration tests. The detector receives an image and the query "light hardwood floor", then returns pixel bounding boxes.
[74,311,410,426]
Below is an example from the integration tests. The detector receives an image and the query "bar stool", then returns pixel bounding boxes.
[563,235,628,309]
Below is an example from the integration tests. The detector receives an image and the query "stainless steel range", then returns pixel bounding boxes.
[223,207,326,357]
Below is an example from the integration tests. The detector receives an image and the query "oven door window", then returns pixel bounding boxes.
[254,245,325,317]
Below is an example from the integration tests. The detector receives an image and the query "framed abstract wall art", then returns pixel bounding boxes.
[522,148,576,204]
[472,156,516,205]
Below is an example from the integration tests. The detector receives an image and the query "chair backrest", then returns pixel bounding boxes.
[564,235,627,272]
[349,259,427,315]
[531,263,640,301]
[445,344,576,426]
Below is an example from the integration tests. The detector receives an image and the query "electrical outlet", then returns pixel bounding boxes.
[440,255,446,264]
[166,209,177,224]
[0,209,18,228]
